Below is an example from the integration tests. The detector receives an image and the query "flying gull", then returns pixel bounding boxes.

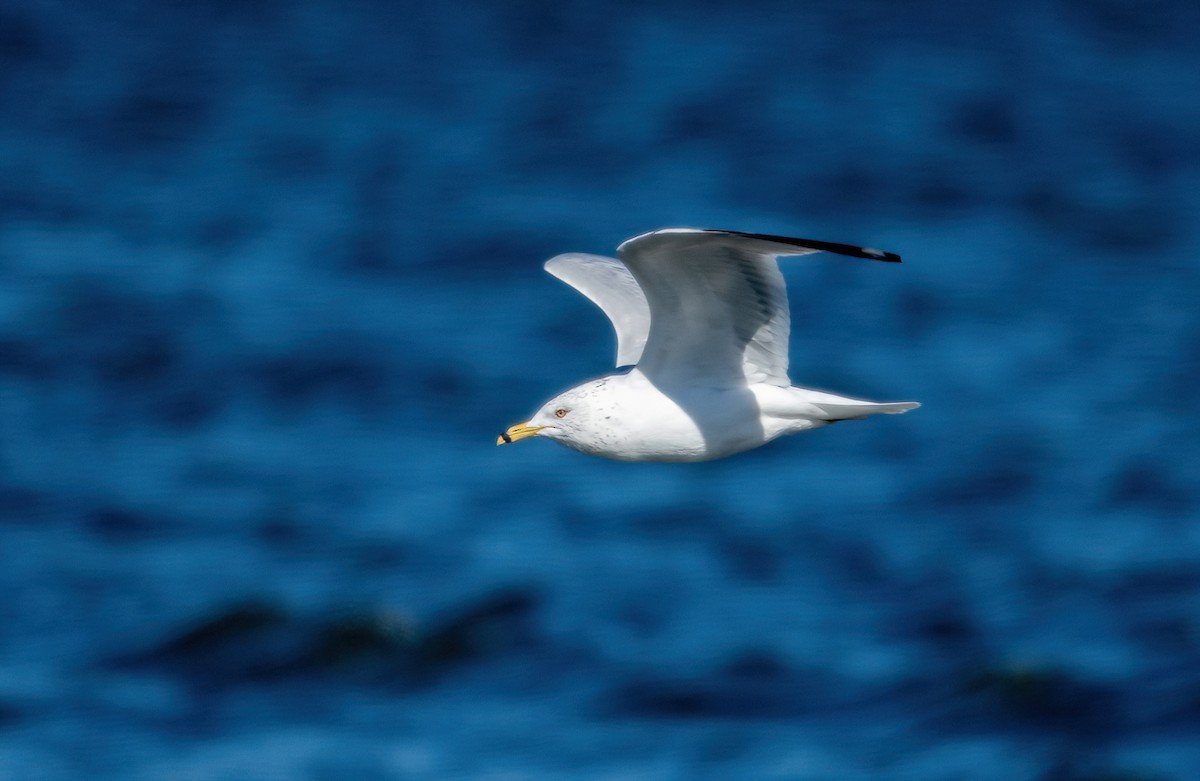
[497,228,918,462]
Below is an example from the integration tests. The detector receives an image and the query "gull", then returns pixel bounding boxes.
[497,228,918,462]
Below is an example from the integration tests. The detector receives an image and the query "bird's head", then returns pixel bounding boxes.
[496,379,613,450]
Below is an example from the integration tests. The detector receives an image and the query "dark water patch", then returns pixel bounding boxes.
[1104,461,1192,516]
[1116,126,1191,177]
[1103,567,1200,659]
[414,365,471,406]
[136,602,412,681]
[113,588,542,687]
[1062,0,1198,50]
[250,349,391,412]
[51,284,201,377]
[1104,567,1200,604]
[948,96,1021,147]
[336,142,407,275]
[414,587,541,668]
[908,169,982,217]
[153,387,224,429]
[253,513,311,549]
[610,590,674,639]
[660,87,770,149]
[252,133,330,182]
[0,180,87,225]
[789,527,889,590]
[1015,183,1182,255]
[0,6,69,97]
[1159,329,1200,416]
[889,593,987,663]
[112,599,375,685]
[1082,203,1182,254]
[916,610,978,649]
[0,10,46,68]
[108,600,313,687]
[1123,616,1198,659]
[123,600,290,666]
[627,504,722,541]
[286,610,414,677]
[931,462,1036,506]
[34,282,238,428]
[0,485,54,524]
[513,129,640,183]
[353,141,405,219]
[893,287,943,340]
[601,650,832,720]
[503,87,643,182]
[955,663,1122,737]
[339,539,410,571]
[0,700,20,727]
[254,513,413,570]
[830,538,889,589]
[191,213,263,252]
[496,1,618,63]
[1143,677,1200,731]
[1040,761,1177,781]
[85,507,158,542]
[98,67,215,154]
[714,533,782,582]
[196,0,283,25]
[603,675,791,719]
[340,228,397,276]
[926,440,1042,509]
[97,332,176,385]
[539,306,613,360]
[786,164,896,220]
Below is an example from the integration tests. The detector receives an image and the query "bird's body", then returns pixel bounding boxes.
[498,228,918,462]
[539,368,912,462]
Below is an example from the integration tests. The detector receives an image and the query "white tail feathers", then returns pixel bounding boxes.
[812,400,920,421]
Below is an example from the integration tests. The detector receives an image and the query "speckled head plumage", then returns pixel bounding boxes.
[497,376,619,451]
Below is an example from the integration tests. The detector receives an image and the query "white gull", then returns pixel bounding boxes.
[498,228,919,462]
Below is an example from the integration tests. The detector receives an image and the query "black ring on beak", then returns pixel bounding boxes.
[500,431,513,443]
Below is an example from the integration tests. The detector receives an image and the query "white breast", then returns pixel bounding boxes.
[579,371,776,462]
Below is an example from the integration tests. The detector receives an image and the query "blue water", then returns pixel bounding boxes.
[2,1,1199,778]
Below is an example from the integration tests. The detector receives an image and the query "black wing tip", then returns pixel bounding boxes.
[861,247,903,263]
[702,229,902,263]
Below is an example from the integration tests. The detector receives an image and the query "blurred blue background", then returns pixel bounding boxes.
[2,1,1199,778]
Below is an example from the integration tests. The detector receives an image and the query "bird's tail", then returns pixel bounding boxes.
[788,388,920,421]
[814,400,920,421]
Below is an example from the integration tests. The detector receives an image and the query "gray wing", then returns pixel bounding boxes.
[544,253,650,367]
[616,228,900,387]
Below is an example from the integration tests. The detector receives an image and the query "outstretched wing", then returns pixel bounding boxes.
[616,228,900,387]
[544,253,650,367]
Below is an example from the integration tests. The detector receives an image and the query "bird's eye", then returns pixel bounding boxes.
[555,408,568,418]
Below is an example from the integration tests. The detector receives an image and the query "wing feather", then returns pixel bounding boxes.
[616,228,900,387]
[544,253,650,367]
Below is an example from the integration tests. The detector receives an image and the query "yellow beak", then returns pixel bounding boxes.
[496,422,544,446]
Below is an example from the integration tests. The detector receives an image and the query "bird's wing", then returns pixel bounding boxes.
[544,253,650,367]
[616,228,900,387]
